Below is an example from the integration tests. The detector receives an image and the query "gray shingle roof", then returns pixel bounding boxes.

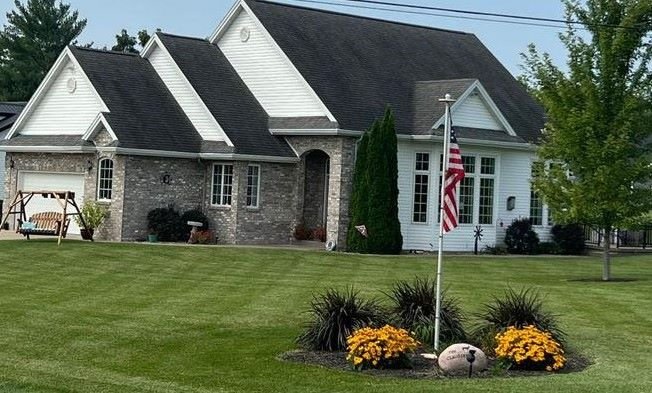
[246,0,544,143]
[411,79,477,135]
[0,102,25,133]
[70,46,203,153]
[268,117,339,130]
[157,33,295,157]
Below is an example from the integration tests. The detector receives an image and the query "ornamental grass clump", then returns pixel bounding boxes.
[297,288,387,351]
[473,287,564,353]
[346,325,419,370]
[387,277,466,346]
[495,325,566,371]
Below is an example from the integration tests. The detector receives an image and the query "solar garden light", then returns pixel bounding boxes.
[466,348,477,378]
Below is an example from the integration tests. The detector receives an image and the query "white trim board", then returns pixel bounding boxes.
[81,113,118,141]
[269,129,363,137]
[432,80,516,136]
[397,134,537,151]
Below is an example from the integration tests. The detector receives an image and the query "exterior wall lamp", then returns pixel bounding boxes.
[506,196,516,211]
[87,160,93,172]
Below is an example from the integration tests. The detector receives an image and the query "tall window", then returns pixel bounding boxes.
[412,153,430,223]
[459,156,476,224]
[530,162,548,226]
[97,158,114,201]
[479,157,495,225]
[246,165,260,208]
[530,191,543,225]
[212,164,234,206]
[438,154,496,225]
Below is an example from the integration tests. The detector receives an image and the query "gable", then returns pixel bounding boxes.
[453,93,504,131]
[215,6,330,118]
[16,56,104,136]
[244,0,544,142]
[145,38,229,143]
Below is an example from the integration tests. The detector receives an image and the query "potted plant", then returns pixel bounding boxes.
[147,230,158,243]
[75,201,109,240]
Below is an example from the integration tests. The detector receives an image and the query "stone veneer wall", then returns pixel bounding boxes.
[121,156,204,241]
[2,152,125,241]
[286,136,357,249]
[302,151,328,230]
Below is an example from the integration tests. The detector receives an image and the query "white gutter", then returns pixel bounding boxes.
[269,129,364,137]
[397,134,537,151]
[99,147,301,163]
[0,146,96,153]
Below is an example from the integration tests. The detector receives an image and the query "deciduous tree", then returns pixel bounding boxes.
[0,0,86,101]
[521,0,652,280]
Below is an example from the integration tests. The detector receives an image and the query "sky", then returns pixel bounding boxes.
[1,0,571,76]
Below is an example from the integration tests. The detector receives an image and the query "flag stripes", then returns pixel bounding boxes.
[442,129,465,233]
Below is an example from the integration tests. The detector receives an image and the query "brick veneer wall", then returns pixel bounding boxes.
[121,156,204,241]
[2,152,125,241]
[203,161,300,245]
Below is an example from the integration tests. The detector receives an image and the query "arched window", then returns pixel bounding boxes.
[97,158,114,201]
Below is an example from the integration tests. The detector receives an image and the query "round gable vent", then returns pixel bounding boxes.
[240,27,251,42]
[66,77,77,94]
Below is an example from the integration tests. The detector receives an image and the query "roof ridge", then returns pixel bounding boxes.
[69,45,141,57]
[246,0,473,36]
[156,31,209,42]
[415,78,478,84]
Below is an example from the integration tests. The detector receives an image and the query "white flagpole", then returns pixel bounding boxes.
[434,93,456,352]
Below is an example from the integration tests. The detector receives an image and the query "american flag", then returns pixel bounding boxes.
[442,127,465,233]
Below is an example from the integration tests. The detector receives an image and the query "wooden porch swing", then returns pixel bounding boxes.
[0,190,91,245]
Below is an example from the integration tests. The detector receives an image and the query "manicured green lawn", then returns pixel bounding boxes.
[0,240,650,392]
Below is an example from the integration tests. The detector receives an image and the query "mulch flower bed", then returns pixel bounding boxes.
[279,349,592,379]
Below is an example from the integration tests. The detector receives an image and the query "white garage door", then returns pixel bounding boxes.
[19,172,86,234]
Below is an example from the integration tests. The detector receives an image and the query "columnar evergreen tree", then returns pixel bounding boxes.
[521,0,652,280]
[347,129,371,253]
[0,0,87,101]
[348,108,403,254]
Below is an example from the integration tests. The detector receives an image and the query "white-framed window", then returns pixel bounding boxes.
[438,154,496,225]
[97,158,114,201]
[246,164,260,208]
[212,164,234,206]
[412,152,430,223]
[530,191,544,226]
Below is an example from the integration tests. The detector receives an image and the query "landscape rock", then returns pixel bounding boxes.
[437,343,488,375]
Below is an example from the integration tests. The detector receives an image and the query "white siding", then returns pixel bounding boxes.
[217,9,327,117]
[397,141,550,251]
[148,43,225,142]
[453,93,504,131]
[0,152,5,200]
[18,58,103,135]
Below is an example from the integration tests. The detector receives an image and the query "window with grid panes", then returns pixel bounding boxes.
[246,165,260,208]
[97,158,114,201]
[212,164,234,206]
[412,153,430,223]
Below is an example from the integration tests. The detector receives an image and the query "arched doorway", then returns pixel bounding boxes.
[302,150,330,238]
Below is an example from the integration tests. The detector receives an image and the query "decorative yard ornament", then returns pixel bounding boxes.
[355,225,368,238]
[466,348,476,378]
[473,225,483,255]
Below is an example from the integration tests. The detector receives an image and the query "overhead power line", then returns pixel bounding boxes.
[290,0,646,31]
